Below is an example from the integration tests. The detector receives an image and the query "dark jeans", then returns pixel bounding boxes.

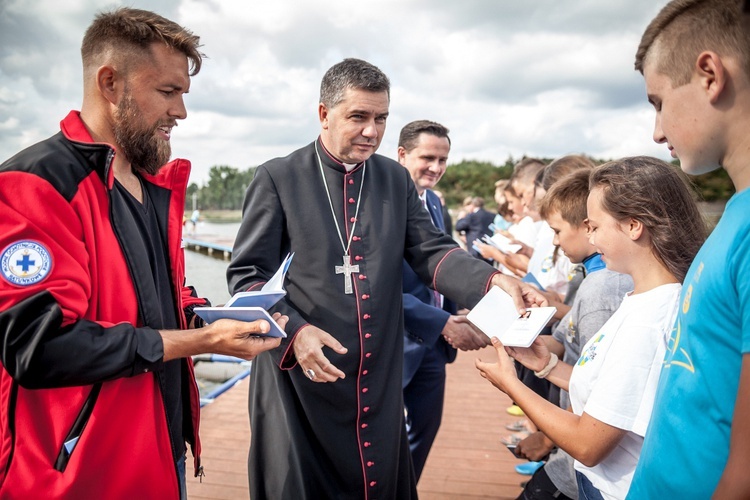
[576,470,604,500]
[177,454,187,500]
[516,466,574,500]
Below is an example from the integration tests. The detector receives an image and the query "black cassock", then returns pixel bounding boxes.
[228,139,497,499]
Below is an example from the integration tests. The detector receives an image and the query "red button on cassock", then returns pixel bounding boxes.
[349,198,355,204]
[353,236,361,241]
[370,481,377,487]
[366,353,372,358]
[362,370,369,375]
[365,333,372,339]
[363,406,370,412]
[367,461,374,467]
[364,442,371,447]
[350,217,356,223]
[359,275,367,280]
[362,387,369,393]
[363,314,370,320]
[349,179,354,184]
[355,255,363,261]
[361,423,368,429]
[362,294,369,299]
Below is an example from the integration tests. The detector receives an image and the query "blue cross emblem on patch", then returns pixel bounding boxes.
[1,240,53,286]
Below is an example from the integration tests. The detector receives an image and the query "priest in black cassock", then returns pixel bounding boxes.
[227,58,544,500]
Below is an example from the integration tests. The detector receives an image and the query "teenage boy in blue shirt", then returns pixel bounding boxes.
[628,0,750,497]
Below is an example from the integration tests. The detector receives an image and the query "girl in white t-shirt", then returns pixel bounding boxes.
[476,157,706,500]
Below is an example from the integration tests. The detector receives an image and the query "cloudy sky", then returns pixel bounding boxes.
[1,0,670,185]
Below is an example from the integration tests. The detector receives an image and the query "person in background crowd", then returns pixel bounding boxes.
[456,196,496,261]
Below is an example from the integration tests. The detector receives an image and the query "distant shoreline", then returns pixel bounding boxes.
[190,199,727,228]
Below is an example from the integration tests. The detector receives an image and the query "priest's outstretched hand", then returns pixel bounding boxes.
[490,273,547,313]
[293,324,349,383]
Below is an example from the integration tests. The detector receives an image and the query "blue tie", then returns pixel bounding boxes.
[422,197,443,308]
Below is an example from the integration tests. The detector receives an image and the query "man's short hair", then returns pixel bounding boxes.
[635,0,750,85]
[320,58,390,108]
[398,120,451,151]
[81,7,204,76]
[471,197,485,208]
[539,168,591,227]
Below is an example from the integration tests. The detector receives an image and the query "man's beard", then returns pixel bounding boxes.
[113,90,172,176]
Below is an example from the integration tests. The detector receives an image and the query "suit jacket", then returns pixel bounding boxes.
[402,189,458,372]
[441,204,453,237]
[455,207,495,258]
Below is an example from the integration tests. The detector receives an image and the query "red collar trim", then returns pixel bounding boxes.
[60,110,96,144]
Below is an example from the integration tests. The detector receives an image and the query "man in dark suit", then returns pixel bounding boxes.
[397,121,488,481]
[455,196,496,261]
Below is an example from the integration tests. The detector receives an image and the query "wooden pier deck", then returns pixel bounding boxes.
[187,345,527,499]
[183,236,234,260]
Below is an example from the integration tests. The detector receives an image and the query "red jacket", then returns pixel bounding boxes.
[0,111,205,498]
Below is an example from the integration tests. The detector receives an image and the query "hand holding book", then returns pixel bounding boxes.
[467,286,556,348]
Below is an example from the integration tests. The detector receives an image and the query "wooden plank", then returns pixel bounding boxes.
[187,345,531,499]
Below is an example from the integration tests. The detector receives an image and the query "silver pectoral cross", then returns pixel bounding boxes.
[335,254,360,294]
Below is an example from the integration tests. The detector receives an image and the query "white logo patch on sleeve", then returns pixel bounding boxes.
[1,241,53,286]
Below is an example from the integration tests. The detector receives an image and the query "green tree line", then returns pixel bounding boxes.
[186,165,257,211]
[186,158,734,212]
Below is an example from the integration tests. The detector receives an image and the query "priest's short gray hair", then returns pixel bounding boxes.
[319,58,390,108]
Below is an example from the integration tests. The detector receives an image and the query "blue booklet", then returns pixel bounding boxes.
[193,307,287,338]
[521,272,545,292]
[193,253,294,337]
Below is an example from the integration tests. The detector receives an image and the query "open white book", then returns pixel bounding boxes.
[482,234,523,254]
[193,253,294,338]
[467,286,556,348]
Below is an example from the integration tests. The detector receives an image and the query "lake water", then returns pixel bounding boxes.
[184,221,239,306]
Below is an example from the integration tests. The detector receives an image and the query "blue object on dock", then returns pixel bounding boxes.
[199,364,252,407]
[515,461,544,475]
[208,354,247,363]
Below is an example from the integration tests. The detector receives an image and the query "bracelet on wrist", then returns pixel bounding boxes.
[534,353,559,379]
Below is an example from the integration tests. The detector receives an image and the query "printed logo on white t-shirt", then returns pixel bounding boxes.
[541,255,553,274]
[577,333,605,366]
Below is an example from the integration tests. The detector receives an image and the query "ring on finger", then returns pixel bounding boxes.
[305,368,316,380]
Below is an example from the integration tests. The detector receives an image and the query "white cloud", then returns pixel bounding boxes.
[0,0,672,184]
